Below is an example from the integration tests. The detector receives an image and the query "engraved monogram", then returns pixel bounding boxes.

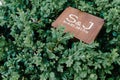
[63,14,94,34]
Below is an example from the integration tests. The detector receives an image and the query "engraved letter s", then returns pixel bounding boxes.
[65,14,78,23]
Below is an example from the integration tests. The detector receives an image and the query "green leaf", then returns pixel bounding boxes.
[0,36,6,47]
[49,72,56,80]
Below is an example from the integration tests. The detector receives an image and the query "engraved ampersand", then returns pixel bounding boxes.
[64,14,94,31]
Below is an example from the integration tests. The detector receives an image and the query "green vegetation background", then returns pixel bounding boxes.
[0,0,120,80]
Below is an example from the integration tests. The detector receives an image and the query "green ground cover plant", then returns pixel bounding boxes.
[0,0,120,80]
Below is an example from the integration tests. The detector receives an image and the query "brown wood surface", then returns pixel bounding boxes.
[52,7,104,44]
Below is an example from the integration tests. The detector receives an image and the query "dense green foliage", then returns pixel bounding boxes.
[0,0,120,80]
